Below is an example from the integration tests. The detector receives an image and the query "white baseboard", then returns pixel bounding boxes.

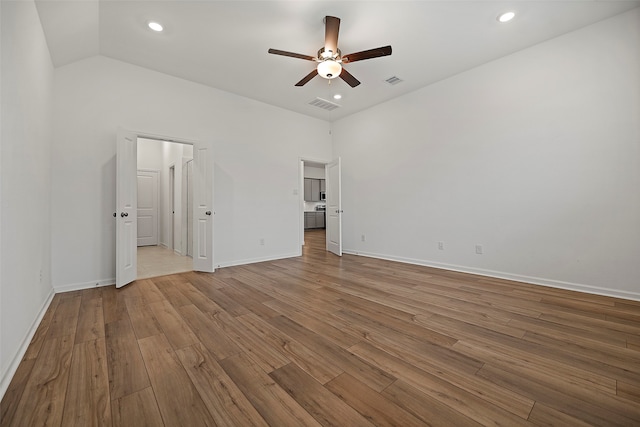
[51,251,304,292]
[54,278,114,293]
[0,289,55,401]
[343,249,640,302]
[215,251,301,269]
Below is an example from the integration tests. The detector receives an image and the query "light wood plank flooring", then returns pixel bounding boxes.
[2,229,640,426]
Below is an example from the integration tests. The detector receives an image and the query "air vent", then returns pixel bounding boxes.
[309,98,341,111]
[385,76,403,85]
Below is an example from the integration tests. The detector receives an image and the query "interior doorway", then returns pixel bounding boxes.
[136,137,194,279]
[299,157,343,257]
[116,130,215,288]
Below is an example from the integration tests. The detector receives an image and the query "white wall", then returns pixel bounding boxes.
[137,137,164,170]
[304,165,325,179]
[332,8,640,300]
[51,56,331,289]
[0,0,55,396]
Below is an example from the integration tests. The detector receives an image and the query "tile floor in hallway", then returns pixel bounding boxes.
[137,245,193,279]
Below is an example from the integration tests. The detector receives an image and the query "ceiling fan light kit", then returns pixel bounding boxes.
[317,60,342,79]
[268,15,392,88]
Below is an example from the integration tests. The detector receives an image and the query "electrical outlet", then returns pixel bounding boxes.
[438,241,444,250]
[475,244,483,255]
[259,238,265,246]
[361,234,366,242]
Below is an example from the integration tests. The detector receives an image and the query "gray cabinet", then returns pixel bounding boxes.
[304,178,325,201]
[304,212,316,229]
[320,179,326,192]
[311,179,321,201]
[304,179,312,201]
[304,212,325,229]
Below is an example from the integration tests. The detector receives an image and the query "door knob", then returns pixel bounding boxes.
[205,211,212,216]
[120,212,129,217]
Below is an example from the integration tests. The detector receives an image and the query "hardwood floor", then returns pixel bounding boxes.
[2,228,640,426]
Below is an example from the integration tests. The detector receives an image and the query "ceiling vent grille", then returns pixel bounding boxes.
[385,76,403,85]
[309,98,341,111]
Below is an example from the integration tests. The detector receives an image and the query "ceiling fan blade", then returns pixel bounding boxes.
[339,68,361,88]
[342,45,392,63]
[268,49,316,61]
[295,69,319,86]
[324,16,340,54]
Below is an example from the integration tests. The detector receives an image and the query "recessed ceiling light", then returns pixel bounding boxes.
[147,21,164,32]
[333,94,342,100]
[497,11,515,23]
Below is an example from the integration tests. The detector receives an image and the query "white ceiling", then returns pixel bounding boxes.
[35,0,639,121]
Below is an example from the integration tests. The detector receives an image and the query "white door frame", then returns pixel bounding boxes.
[298,157,332,251]
[117,129,215,288]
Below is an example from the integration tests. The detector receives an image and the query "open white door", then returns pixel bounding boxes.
[116,130,137,288]
[326,158,342,256]
[192,143,215,272]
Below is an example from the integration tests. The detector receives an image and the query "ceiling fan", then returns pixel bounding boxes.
[268,16,392,88]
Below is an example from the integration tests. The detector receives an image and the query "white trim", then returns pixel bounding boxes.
[131,130,199,146]
[54,278,114,293]
[215,252,300,269]
[343,249,640,302]
[0,289,55,401]
[52,250,302,290]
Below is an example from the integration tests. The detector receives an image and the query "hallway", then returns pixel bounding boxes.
[137,245,192,279]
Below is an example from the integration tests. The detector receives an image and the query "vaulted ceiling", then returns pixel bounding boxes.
[35,1,639,121]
